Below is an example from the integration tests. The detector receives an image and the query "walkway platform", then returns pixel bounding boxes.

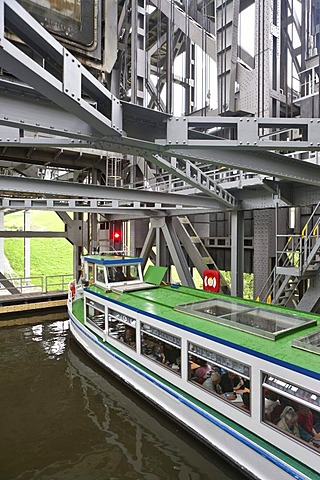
[0,291,68,327]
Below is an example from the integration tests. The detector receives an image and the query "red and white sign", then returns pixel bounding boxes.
[203,270,220,292]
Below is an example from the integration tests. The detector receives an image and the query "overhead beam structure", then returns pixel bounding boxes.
[0,0,320,193]
[0,175,222,210]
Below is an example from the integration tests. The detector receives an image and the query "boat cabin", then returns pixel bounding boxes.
[82,254,167,293]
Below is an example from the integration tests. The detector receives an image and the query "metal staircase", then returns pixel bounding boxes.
[260,203,320,310]
[173,216,230,294]
[147,154,237,208]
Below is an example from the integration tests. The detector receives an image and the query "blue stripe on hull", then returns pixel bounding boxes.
[70,315,308,480]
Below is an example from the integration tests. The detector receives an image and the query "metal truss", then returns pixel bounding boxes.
[0,196,218,218]
[0,175,222,210]
[0,0,320,198]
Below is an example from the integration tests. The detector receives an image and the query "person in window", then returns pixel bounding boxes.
[220,371,243,393]
[242,392,251,412]
[264,390,280,420]
[277,406,301,438]
[163,343,179,365]
[202,371,222,394]
[120,326,136,348]
[297,405,320,441]
[194,360,212,383]
[153,344,165,363]
[115,266,126,282]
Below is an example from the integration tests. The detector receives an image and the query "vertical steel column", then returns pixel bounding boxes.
[255,0,281,116]
[24,210,30,281]
[253,210,276,299]
[216,0,240,114]
[231,210,244,297]
[131,0,147,105]
[184,2,196,115]
[0,211,4,274]
[90,169,98,254]
[130,0,147,254]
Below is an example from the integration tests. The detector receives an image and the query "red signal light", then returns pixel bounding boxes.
[113,231,121,242]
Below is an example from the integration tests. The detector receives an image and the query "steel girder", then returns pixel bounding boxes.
[0,175,222,209]
[0,196,220,218]
[0,0,320,199]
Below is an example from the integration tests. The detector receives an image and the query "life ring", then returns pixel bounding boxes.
[69,281,76,299]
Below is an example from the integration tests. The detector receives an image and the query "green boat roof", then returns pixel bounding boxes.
[86,283,320,376]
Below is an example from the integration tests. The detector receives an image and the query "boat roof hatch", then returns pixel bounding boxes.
[174,297,317,340]
[292,330,320,355]
[143,265,167,285]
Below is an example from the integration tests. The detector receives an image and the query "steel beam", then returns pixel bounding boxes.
[0,0,122,138]
[0,175,222,209]
[165,147,320,186]
[0,86,96,141]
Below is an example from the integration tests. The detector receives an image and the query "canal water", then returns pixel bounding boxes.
[0,320,248,480]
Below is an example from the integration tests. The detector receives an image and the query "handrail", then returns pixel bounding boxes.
[0,273,73,295]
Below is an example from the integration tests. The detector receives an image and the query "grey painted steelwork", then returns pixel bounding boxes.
[1,0,320,308]
[0,176,222,209]
[0,196,219,216]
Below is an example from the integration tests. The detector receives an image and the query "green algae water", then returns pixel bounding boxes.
[0,320,248,480]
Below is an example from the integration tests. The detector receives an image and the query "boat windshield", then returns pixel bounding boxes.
[174,298,317,340]
[106,265,139,284]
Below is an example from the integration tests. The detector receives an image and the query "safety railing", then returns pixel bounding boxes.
[0,273,73,296]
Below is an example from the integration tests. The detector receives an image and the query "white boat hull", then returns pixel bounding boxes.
[69,312,311,480]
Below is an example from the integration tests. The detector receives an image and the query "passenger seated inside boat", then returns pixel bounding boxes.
[277,406,300,438]
[115,266,126,282]
[220,371,244,393]
[242,392,251,412]
[202,371,222,394]
[264,390,280,421]
[120,325,136,348]
[297,404,320,441]
[163,343,180,366]
[194,360,212,383]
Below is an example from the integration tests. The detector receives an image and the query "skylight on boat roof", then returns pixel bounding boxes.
[292,331,320,355]
[174,298,317,340]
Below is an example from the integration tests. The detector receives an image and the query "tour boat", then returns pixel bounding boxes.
[68,254,320,480]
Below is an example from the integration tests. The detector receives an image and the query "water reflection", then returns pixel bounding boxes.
[0,321,248,480]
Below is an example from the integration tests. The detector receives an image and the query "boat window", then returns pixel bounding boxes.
[175,298,317,340]
[107,308,136,350]
[96,265,106,284]
[88,263,94,283]
[141,323,181,375]
[188,343,251,413]
[85,298,105,331]
[292,330,320,356]
[106,265,139,284]
[262,373,320,452]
